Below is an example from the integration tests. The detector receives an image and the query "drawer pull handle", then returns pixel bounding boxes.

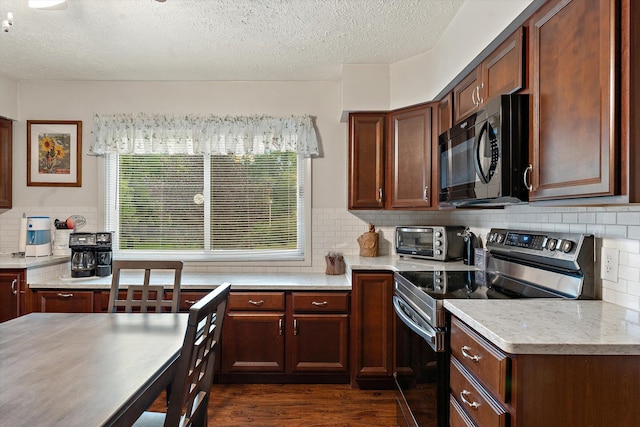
[311,301,328,307]
[185,300,197,306]
[57,293,73,299]
[460,390,480,409]
[461,346,480,362]
[248,299,265,306]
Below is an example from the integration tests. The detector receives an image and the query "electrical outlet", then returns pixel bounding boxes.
[601,247,619,282]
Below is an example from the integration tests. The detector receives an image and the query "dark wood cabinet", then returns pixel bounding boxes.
[221,292,286,373]
[453,27,525,124]
[221,290,350,381]
[289,292,350,373]
[388,104,437,209]
[450,315,640,426]
[348,104,438,211]
[35,290,94,313]
[528,0,617,201]
[0,117,12,209]
[437,92,453,136]
[0,270,25,322]
[350,271,394,388]
[348,114,386,209]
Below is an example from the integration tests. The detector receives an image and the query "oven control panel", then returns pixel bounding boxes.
[486,228,593,263]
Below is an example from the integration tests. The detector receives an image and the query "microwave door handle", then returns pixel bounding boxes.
[473,122,489,184]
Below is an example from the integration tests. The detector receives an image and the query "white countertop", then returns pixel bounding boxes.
[344,255,476,272]
[0,254,69,269]
[445,299,640,355]
[28,272,350,291]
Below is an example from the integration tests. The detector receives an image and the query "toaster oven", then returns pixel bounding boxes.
[395,226,466,261]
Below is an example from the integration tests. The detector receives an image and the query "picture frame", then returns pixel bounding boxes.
[27,120,82,187]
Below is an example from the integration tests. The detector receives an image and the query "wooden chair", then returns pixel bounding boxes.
[108,260,183,313]
[133,283,231,427]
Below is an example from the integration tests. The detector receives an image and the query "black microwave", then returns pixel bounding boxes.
[438,94,529,207]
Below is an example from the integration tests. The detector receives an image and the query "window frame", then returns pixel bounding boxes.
[102,154,312,266]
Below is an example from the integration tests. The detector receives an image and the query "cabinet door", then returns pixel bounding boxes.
[350,271,394,386]
[348,113,386,209]
[0,117,12,209]
[289,314,349,373]
[388,105,434,208]
[481,26,525,101]
[0,270,23,322]
[221,311,285,372]
[36,291,94,313]
[453,69,481,124]
[437,93,453,136]
[529,0,616,200]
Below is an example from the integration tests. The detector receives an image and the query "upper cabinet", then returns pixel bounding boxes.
[0,117,12,210]
[453,27,525,124]
[348,114,386,209]
[348,104,438,210]
[527,0,618,201]
[388,104,437,209]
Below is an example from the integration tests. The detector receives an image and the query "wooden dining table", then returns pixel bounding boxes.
[0,312,189,426]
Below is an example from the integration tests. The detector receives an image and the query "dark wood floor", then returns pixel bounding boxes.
[149,383,397,426]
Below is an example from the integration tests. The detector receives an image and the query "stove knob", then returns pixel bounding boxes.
[561,240,574,253]
[496,234,505,243]
[435,240,442,246]
[546,238,558,251]
[435,231,442,238]
[435,249,442,255]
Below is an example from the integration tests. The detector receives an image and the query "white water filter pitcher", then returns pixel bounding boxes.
[25,216,52,257]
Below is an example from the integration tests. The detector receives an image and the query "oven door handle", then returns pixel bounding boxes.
[393,296,439,348]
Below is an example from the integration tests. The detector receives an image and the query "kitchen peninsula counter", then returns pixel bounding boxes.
[445,299,640,356]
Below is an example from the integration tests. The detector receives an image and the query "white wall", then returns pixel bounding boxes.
[0,74,19,119]
[390,0,534,108]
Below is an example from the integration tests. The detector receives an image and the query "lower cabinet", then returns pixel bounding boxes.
[220,290,350,382]
[34,290,95,313]
[350,271,394,388]
[0,270,26,322]
[450,315,640,426]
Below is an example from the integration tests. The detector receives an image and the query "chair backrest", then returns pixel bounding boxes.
[108,260,183,313]
[164,283,231,427]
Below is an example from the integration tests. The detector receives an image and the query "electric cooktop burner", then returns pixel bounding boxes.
[396,270,568,300]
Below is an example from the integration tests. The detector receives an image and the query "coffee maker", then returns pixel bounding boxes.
[69,232,96,278]
[69,232,113,278]
[95,232,113,277]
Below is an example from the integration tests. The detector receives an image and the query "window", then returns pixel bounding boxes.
[94,113,317,263]
[105,152,309,262]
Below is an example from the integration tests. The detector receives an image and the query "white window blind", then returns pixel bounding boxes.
[105,152,306,261]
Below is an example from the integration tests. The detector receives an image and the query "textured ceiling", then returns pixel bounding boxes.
[0,0,465,81]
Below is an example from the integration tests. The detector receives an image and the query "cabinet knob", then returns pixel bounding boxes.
[461,345,480,362]
[523,164,533,192]
[460,390,480,409]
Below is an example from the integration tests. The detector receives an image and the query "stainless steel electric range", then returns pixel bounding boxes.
[393,228,596,427]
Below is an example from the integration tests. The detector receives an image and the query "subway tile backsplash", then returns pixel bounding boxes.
[3,204,640,311]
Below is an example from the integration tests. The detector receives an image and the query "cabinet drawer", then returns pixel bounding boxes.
[450,394,477,427]
[450,357,508,427]
[291,292,349,313]
[178,291,209,311]
[450,316,509,401]
[37,290,94,313]
[227,292,285,311]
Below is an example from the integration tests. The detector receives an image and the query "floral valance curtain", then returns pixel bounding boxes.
[90,113,319,157]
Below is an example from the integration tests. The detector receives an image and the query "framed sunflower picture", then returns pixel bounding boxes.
[27,120,82,187]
